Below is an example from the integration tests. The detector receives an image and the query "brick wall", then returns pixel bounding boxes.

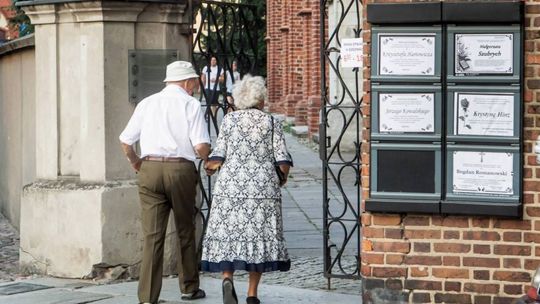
[361,0,540,303]
[266,0,321,136]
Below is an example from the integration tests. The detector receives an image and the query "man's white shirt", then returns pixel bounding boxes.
[119,85,210,162]
[202,65,224,90]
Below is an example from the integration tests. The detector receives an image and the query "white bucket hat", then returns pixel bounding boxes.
[163,61,199,82]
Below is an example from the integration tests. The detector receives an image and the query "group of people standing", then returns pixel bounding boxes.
[119,59,292,304]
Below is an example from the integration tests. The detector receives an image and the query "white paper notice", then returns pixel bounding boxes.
[379,93,435,133]
[341,38,363,68]
[452,151,514,196]
[455,34,513,75]
[379,35,436,76]
[454,93,514,137]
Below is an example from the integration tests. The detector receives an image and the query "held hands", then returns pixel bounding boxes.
[204,160,222,176]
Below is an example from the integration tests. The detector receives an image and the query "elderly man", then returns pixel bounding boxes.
[119,61,210,304]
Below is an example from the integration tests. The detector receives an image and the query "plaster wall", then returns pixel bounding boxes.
[0,40,36,229]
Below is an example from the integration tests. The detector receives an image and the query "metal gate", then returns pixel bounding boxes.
[320,0,362,285]
[191,0,264,254]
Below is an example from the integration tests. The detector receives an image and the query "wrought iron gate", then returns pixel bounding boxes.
[191,0,264,254]
[320,0,362,285]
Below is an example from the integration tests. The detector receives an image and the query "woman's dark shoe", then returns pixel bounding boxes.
[222,278,238,304]
[246,296,261,304]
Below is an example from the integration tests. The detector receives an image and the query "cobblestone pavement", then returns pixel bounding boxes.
[0,212,20,283]
[0,133,361,296]
[202,133,361,295]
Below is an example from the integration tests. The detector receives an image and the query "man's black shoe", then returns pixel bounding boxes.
[181,289,206,300]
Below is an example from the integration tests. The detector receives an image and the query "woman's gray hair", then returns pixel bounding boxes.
[232,75,267,110]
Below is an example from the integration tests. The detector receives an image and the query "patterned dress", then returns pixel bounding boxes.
[200,109,293,273]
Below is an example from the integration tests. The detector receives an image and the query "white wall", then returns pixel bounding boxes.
[0,36,36,230]
[327,2,363,153]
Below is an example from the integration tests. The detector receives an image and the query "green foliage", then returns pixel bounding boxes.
[9,0,34,37]
[197,0,266,77]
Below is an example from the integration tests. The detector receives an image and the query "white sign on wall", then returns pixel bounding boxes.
[378,35,436,76]
[340,38,363,68]
[452,151,514,196]
[455,33,514,75]
[454,93,515,137]
[379,93,435,133]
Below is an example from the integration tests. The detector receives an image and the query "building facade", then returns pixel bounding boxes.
[269,0,540,302]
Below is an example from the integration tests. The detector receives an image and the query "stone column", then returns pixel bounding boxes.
[19,0,193,278]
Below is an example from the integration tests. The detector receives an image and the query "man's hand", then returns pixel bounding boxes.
[121,143,142,173]
[131,158,143,172]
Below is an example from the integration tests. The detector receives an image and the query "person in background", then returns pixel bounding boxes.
[225,60,241,111]
[201,56,224,117]
[201,75,293,304]
[119,61,210,304]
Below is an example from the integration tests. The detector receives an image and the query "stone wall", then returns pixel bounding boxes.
[0,35,36,230]
[361,0,540,303]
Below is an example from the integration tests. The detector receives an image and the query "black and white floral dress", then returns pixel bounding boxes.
[201,109,293,273]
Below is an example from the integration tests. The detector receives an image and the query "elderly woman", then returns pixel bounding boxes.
[201,75,293,304]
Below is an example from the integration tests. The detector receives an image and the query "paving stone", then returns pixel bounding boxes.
[0,288,113,304]
[0,282,52,295]
[0,132,362,299]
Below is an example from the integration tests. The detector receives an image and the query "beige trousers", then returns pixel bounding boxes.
[137,160,200,304]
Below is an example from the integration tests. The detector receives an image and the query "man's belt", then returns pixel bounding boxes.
[143,156,191,163]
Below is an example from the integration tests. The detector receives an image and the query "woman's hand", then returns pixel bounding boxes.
[278,164,290,187]
[205,160,223,176]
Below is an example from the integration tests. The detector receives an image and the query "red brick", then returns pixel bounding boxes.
[505,284,525,295]
[493,244,531,256]
[463,231,500,241]
[440,216,469,228]
[363,227,384,238]
[474,270,490,280]
[524,205,540,217]
[525,259,540,270]
[504,258,522,269]
[433,243,471,253]
[444,281,461,292]
[434,293,471,304]
[463,257,500,268]
[404,229,441,239]
[405,279,442,291]
[386,254,404,265]
[372,266,406,278]
[402,216,430,226]
[443,230,459,239]
[373,241,410,253]
[404,255,442,266]
[385,228,403,239]
[414,242,430,253]
[525,232,540,243]
[474,296,492,304]
[432,268,469,279]
[410,266,429,277]
[471,218,491,228]
[503,232,522,242]
[443,256,461,266]
[493,270,531,282]
[474,244,491,254]
[361,253,384,264]
[494,297,522,304]
[464,283,499,294]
